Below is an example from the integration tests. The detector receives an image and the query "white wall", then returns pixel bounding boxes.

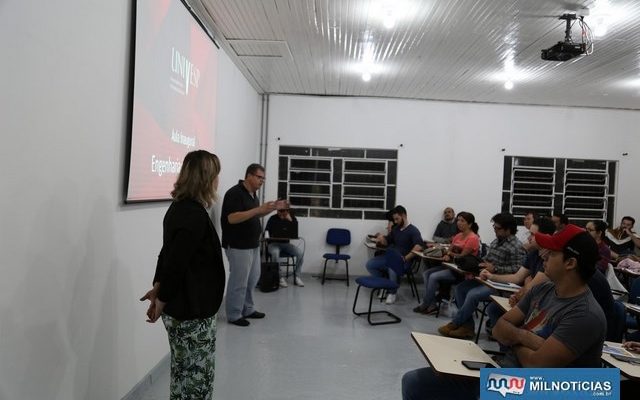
[0,1,261,399]
[265,95,640,275]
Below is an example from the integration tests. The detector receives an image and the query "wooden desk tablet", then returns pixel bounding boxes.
[490,295,513,312]
[412,249,444,261]
[411,332,498,378]
[476,278,521,293]
[601,341,640,381]
[442,262,467,275]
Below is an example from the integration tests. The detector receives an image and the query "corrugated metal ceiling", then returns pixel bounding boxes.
[190,0,640,110]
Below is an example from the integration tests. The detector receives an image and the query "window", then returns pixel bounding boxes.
[277,146,397,219]
[502,156,616,226]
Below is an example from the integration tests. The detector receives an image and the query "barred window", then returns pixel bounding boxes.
[277,146,397,219]
[502,156,616,227]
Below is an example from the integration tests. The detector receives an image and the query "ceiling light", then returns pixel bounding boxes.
[504,81,514,90]
[383,16,396,29]
[362,72,372,82]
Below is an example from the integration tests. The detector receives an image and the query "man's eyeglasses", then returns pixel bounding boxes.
[492,224,504,231]
[252,173,265,181]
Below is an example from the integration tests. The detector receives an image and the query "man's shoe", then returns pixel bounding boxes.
[279,277,288,288]
[412,304,428,313]
[245,311,265,319]
[385,293,397,304]
[413,304,439,315]
[448,322,475,339]
[294,277,305,287]
[229,318,250,327]
[438,322,458,337]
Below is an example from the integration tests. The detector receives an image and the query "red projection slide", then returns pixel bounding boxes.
[126,0,218,202]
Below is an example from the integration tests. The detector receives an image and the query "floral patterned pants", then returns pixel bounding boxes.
[162,314,217,399]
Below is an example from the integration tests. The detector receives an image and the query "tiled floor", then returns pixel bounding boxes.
[139,274,497,399]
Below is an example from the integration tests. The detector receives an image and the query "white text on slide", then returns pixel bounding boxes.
[151,155,182,177]
[171,47,200,95]
[171,129,196,148]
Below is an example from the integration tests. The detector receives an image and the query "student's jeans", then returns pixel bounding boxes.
[402,367,479,400]
[365,254,402,294]
[225,247,261,322]
[452,279,492,327]
[420,266,456,307]
[268,242,304,277]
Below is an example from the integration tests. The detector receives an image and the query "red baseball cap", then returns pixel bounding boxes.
[534,224,585,252]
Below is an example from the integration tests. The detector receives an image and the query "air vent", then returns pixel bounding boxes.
[227,40,292,58]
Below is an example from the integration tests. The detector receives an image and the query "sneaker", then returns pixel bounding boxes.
[279,277,288,288]
[294,277,304,287]
[245,311,265,319]
[448,322,475,339]
[438,322,458,336]
[229,318,250,327]
[377,290,386,300]
[385,293,397,304]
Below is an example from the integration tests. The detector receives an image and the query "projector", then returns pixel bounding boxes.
[541,41,587,61]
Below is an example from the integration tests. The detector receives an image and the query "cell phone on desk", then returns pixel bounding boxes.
[461,360,495,370]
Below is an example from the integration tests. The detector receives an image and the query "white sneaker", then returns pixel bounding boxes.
[279,278,288,288]
[385,293,397,304]
[294,277,304,287]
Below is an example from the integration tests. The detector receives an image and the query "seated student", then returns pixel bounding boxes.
[605,216,640,258]
[401,225,607,400]
[368,205,423,304]
[551,213,569,232]
[413,212,480,315]
[484,217,556,333]
[516,211,537,250]
[265,204,304,288]
[432,207,458,244]
[586,220,612,273]
[438,212,525,339]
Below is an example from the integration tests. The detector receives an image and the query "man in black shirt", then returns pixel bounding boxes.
[222,164,277,327]
[265,205,304,287]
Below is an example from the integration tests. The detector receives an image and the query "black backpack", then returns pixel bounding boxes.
[454,255,483,275]
[259,261,280,292]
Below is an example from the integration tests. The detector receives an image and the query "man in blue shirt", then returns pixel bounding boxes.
[367,205,423,304]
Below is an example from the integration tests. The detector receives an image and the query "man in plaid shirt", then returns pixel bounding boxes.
[438,212,525,339]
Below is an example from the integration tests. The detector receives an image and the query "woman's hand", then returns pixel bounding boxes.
[140,283,164,323]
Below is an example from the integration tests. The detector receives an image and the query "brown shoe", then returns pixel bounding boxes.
[448,322,475,339]
[438,322,458,336]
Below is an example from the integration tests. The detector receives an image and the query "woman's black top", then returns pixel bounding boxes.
[153,199,225,320]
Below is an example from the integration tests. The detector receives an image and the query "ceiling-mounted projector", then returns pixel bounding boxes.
[541,13,590,61]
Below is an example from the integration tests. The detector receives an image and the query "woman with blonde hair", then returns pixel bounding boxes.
[140,150,225,399]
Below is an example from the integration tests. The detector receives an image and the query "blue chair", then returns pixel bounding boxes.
[352,249,404,325]
[321,228,351,286]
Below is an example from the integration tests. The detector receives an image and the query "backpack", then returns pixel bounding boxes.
[454,255,483,275]
[259,261,280,292]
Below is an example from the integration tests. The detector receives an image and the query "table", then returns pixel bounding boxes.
[601,341,640,381]
[490,294,513,312]
[411,332,498,378]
